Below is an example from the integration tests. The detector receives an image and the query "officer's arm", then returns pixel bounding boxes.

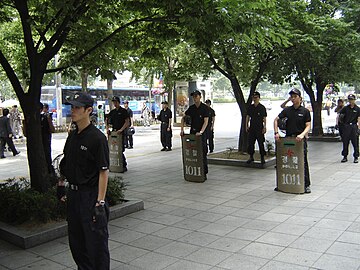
[245,115,250,132]
[212,116,215,130]
[119,118,130,133]
[274,116,280,141]
[357,116,360,129]
[97,169,109,204]
[297,121,311,141]
[263,116,267,134]
[200,117,209,134]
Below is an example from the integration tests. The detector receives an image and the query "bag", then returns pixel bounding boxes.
[127,127,135,136]
[277,117,287,132]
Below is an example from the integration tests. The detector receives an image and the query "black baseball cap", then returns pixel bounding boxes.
[161,101,168,105]
[289,88,301,97]
[112,96,120,102]
[190,90,201,96]
[205,99,211,104]
[348,94,356,100]
[65,92,93,107]
[253,91,261,97]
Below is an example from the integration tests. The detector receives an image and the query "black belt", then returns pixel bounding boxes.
[68,184,97,191]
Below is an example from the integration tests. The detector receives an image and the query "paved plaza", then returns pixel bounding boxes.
[1,104,360,269]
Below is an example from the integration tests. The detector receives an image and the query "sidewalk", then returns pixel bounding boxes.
[1,128,360,269]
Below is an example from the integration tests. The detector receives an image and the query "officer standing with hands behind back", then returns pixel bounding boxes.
[180,90,209,179]
[60,92,110,270]
[106,96,130,172]
[158,101,172,151]
[274,88,312,193]
[338,94,360,163]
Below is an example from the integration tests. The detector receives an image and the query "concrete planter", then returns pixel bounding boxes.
[208,151,276,169]
[0,199,143,249]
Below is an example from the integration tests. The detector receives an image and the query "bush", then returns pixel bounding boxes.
[106,175,127,206]
[0,175,126,225]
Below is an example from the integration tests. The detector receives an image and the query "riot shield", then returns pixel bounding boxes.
[109,132,124,173]
[181,134,206,182]
[276,137,305,194]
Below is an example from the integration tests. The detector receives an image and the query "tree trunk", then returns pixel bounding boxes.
[81,70,88,92]
[106,78,114,110]
[22,79,50,192]
[311,101,323,135]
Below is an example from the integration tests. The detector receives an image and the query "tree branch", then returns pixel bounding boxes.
[205,48,230,79]
[0,49,24,100]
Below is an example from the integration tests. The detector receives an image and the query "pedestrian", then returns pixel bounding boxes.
[274,88,312,193]
[141,102,150,127]
[123,101,134,149]
[335,99,345,138]
[157,101,172,151]
[40,103,55,174]
[325,98,332,116]
[246,91,267,164]
[338,94,360,163]
[9,105,22,138]
[0,108,20,158]
[205,99,216,153]
[180,90,209,178]
[60,92,110,270]
[106,96,129,172]
[97,104,105,132]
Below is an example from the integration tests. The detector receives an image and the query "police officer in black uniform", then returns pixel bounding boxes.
[106,96,130,171]
[246,91,267,164]
[123,101,134,149]
[61,92,110,270]
[205,99,216,153]
[274,88,312,193]
[157,101,172,151]
[338,94,360,163]
[180,90,209,178]
[40,103,55,174]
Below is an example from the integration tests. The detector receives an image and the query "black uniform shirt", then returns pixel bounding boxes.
[339,105,360,124]
[159,108,172,124]
[185,103,209,133]
[126,108,133,125]
[278,105,311,137]
[247,103,267,131]
[63,124,109,186]
[206,107,216,129]
[108,107,129,130]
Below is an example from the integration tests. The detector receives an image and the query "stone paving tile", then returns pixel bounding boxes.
[260,260,309,270]
[109,217,144,229]
[325,211,359,222]
[185,247,232,266]
[215,215,250,227]
[302,227,343,241]
[274,247,322,267]
[289,236,333,253]
[110,229,147,244]
[163,260,211,270]
[226,227,266,241]
[151,226,192,240]
[337,231,360,245]
[130,221,167,234]
[192,212,226,222]
[217,253,269,270]
[168,207,201,218]
[347,222,360,233]
[256,232,298,247]
[110,245,149,264]
[256,212,291,223]
[128,235,172,251]
[130,252,179,270]
[177,232,220,247]
[15,259,67,270]
[172,218,211,231]
[326,241,360,259]
[231,209,266,219]
[47,249,77,269]
[239,242,284,259]
[0,250,42,269]
[206,237,249,253]
[155,241,200,258]
[198,223,238,236]
[312,254,360,270]
[314,218,352,231]
[242,219,281,231]
[268,205,303,215]
[271,223,310,236]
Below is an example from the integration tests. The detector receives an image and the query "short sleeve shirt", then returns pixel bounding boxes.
[108,107,129,130]
[247,103,267,131]
[185,103,209,134]
[159,108,172,124]
[63,124,109,186]
[339,105,360,124]
[278,105,311,137]
[206,107,216,129]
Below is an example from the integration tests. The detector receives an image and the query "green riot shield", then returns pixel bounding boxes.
[109,132,124,173]
[276,137,305,194]
[182,134,206,182]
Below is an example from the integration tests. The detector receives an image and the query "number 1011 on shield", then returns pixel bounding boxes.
[282,174,301,185]
[185,165,202,176]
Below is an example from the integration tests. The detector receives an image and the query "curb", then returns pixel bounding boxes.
[208,156,276,169]
[0,199,144,249]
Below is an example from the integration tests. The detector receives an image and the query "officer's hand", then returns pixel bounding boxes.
[116,130,122,135]
[274,133,280,142]
[106,130,111,135]
[56,185,66,202]
[167,127,171,131]
[93,205,107,225]
[296,134,304,142]
[195,132,202,136]
[262,128,267,134]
